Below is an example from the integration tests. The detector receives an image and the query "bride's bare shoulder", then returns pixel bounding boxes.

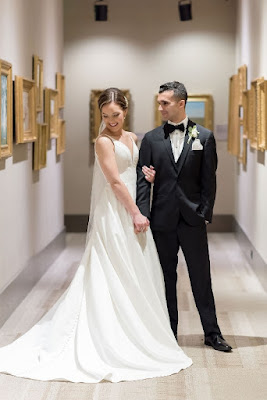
[127,131,138,144]
[95,135,115,155]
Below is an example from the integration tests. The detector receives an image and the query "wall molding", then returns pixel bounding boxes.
[0,230,66,328]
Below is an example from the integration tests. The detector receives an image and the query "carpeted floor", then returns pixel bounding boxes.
[0,233,266,400]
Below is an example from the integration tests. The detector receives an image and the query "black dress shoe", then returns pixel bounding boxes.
[204,334,232,352]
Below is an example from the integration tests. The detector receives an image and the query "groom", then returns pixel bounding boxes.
[137,81,231,352]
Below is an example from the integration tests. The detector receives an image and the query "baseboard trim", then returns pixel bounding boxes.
[65,214,235,233]
[234,222,267,291]
[0,229,66,328]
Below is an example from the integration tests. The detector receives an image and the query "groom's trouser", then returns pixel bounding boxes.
[152,217,221,337]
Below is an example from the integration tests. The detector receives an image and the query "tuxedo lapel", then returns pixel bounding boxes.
[162,125,178,171]
[176,119,195,177]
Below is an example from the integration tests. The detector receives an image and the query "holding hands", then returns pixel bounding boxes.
[133,213,150,234]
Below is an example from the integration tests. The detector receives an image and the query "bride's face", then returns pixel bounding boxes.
[101,102,126,134]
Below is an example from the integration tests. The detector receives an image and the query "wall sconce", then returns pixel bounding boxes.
[178,0,192,21]
[94,0,108,21]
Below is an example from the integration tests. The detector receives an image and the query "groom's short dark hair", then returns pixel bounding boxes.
[159,81,187,104]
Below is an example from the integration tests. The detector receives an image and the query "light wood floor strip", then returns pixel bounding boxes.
[0,233,267,400]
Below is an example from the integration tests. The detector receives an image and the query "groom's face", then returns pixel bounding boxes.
[157,90,186,123]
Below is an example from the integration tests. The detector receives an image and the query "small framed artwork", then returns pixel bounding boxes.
[90,89,130,143]
[44,88,59,140]
[258,80,267,151]
[15,76,37,144]
[57,119,66,155]
[227,74,240,156]
[0,59,13,159]
[154,94,214,131]
[33,123,48,170]
[32,54,43,112]
[56,73,65,109]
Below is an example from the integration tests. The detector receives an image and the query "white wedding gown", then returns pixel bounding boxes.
[0,137,192,383]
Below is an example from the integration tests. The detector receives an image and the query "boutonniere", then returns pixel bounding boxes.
[187,125,199,144]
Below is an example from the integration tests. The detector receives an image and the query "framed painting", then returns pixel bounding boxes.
[57,119,66,155]
[56,73,65,109]
[154,94,214,131]
[258,80,267,151]
[249,77,264,149]
[0,59,13,158]
[90,89,130,143]
[44,88,59,140]
[32,54,43,112]
[33,123,48,170]
[15,76,37,144]
[227,74,240,156]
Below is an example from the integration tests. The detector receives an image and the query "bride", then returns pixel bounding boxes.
[0,88,192,383]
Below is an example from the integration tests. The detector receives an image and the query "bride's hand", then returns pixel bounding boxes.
[142,165,156,183]
[133,213,149,234]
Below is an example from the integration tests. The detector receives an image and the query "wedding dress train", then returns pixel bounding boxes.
[0,137,192,383]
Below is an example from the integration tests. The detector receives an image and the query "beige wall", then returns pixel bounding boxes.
[64,0,236,217]
[235,0,267,263]
[0,0,64,292]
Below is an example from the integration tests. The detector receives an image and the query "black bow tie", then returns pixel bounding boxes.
[164,122,185,135]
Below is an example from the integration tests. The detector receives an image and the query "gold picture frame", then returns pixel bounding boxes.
[33,123,48,170]
[56,73,65,109]
[258,80,267,151]
[90,89,130,143]
[154,94,214,131]
[238,65,247,106]
[228,74,240,156]
[44,88,59,140]
[237,65,248,165]
[249,77,264,149]
[0,59,13,158]
[57,119,66,155]
[15,76,37,144]
[32,54,43,112]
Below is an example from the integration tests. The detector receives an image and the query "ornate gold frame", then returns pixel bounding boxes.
[0,59,13,158]
[237,65,248,165]
[154,94,214,131]
[33,123,48,170]
[44,88,59,140]
[258,80,267,151]
[57,119,66,155]
[249,77,264,149]
[228,74,240,156]
[56,73,65,109]
[32,54,43,112]
[90,89,130,143]
[15,76,37,144]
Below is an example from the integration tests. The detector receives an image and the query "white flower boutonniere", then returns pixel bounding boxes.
[187,125,199,144]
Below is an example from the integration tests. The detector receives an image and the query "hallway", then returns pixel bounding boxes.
[0,233,266,400]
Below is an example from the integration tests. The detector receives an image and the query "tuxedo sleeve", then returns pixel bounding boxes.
[136,134,152,219]
[200,132,217,223]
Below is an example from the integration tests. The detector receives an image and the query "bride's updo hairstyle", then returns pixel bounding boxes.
[98,88,128,111]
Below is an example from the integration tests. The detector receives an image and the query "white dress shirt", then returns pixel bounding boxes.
[168,116,188,162]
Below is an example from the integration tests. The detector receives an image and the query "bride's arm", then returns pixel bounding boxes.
[95,136,149,232]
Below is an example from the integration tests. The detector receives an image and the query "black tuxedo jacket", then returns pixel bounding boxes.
[136,119,217,231]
